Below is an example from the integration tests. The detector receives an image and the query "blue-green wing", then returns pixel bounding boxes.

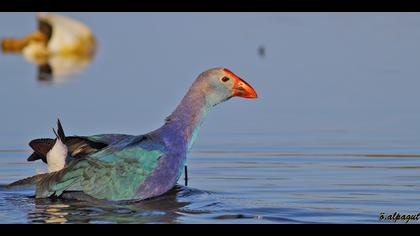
[84,134,133,145]
[36,136,165,201]
[64,134,133,159]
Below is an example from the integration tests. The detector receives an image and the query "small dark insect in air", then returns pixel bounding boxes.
[258,45,266,58]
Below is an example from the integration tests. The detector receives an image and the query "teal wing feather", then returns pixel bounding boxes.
[64,134,134,160]
[85,134,133,145]
[36,135,165,201]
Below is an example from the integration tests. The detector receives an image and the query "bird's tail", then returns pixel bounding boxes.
[52,118,66,142]
[6,173,49,189]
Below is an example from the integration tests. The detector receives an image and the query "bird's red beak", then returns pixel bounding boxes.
[224,68,258,99]
[233,78,258,98]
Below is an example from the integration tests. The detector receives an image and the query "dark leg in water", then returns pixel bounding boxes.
[184,165,188,186]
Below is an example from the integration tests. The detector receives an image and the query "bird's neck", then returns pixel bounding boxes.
[158,87,212,152]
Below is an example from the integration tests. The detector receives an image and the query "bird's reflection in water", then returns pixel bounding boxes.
[27,185,208,224]
[33,203,70,224]
[1,12,96,84]
[36,54,94,84]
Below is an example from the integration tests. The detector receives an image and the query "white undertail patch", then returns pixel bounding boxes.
[46,137,67,173]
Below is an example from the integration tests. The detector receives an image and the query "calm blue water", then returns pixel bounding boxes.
[1,13,420,224]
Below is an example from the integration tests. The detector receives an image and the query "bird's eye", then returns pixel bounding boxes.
[221,77,230,82]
